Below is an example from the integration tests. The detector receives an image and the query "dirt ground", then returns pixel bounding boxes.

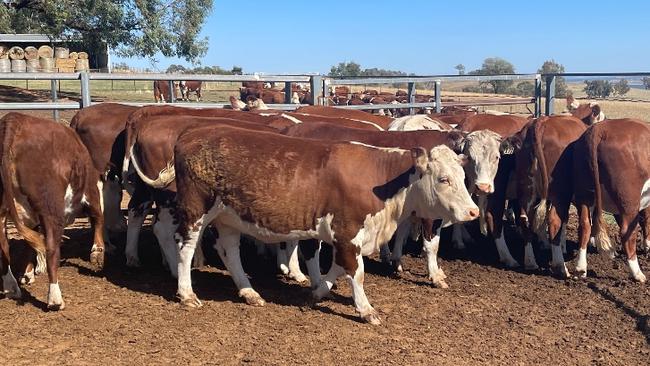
[1,206,649,365]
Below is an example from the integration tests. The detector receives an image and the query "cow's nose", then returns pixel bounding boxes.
[476,183,491,193]
[468,207,480,219]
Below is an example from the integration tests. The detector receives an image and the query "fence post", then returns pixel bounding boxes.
[168,80,175,103]
[310,75,323,105]
[51,79,59,121]
[80,71,91,108]
[284,82,293,104]
[407,82,416,115]
[434,80,441,113]
[534,75,542,117]
[545,75,555,116]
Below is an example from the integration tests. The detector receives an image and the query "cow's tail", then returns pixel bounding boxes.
[587,129,613,254]
[532,118,550,238]
[129,145,175,189]
[0,117,47,273]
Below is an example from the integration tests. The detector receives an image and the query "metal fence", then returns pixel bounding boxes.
[0,71,649,120]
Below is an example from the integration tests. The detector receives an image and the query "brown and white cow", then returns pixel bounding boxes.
[0,113,105,309]
[510,115,587,270]
[172,125,479,324]
[388,114,454,132]
[566,95,605,125]
[179,81,203,101]
[153,81,178,103]
[70,103,139,233]
[547,119,650,281]
[294,105,394,129]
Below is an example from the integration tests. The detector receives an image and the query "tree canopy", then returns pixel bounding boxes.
[165,64,243,75]
[328,61,411,78]
[1,1,214,62]
[469,57,516,94]
[538,59,567,97]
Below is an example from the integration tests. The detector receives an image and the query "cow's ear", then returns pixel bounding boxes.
[500,138,516,155]
[411,147,428,173]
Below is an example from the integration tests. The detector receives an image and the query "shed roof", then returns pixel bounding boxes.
[0,34,69,43]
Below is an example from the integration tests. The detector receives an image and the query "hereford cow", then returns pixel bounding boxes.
[388,115,454,132]
[509,115,587,270]
[547,119,650,281]
[70,103,139,233]
[0,113,105,310]
[172,126,479,324]
[153,81,178,103]
[179,81,203,101]
[294,105,393,129]
[282,122,506,287]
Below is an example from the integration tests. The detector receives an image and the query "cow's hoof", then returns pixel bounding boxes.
[289,272,308,283]
[239,288,266,307]
[551,263,570,279]
[361,309,381,325]
[501,258,520,268]
[47,301,65,311]
[2,278,22,299]
[90,245,105,270]
[279,264,290,275]
[178,293,202,308]
[524,263,540,271]
[125,256,142,268]
[632,272,647,283]
[432,279,449,289]
[19,270,35,286]
[391,260,403,273]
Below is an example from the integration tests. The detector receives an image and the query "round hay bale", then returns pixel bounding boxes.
[75,58,89,71]
[8,46,25,60]
[54,47,69,59]
[11,59,26,72]
[39,57,55,72]
[38,45,54,58]
[24,46,39,60]
[0,45,8,59]
[26,59,40,72]
[0,58,11,72]
[68,51,78,60]
[78,51,88,60]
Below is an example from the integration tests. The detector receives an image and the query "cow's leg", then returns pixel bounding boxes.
[43,218,65,310]
[0,216,21,299]
[379,244,391,264]
[517,205,539,271]
[390,220,411,272]
[548,204,570,278]
[286,240,307,283]
[422,220,447,288]
[640,208,650,252]
[85,184,106,271]
[276,242,290,275]
[213,224,265,306]
[346,249,380,325]
[620,213,646,282]
[152,203,179,278]
[574,203,592,278]
[101,177,126,233]
[175,217,210,308]
[312,246,345,300]
[451,224,466,250]
[125,187,153,268]
[301,239,322,290]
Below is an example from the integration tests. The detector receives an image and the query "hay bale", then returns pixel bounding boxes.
[75,58,89,71]
[26,59,40,72]
[78,51,88,60]
[38,45,54,58]
[54,47,69,59]
[55,58,76,68]
[0,46,8,59]
[68,51,78,60]
[8,46,25,60]
[57,66,76,73]
[11,59,26,72]
[40,57,55,72]
[24,46,38,60]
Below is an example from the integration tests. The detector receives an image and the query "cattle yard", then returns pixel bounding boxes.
[1,71,650,365]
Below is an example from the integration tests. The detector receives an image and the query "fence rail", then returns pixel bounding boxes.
[0,71,648,119]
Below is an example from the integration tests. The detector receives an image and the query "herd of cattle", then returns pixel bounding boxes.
[0,96,648,325]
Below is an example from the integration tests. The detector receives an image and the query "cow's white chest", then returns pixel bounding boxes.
[640,178,650,211]
[352,190,407,257]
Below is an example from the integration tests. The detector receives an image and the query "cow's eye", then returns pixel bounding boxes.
[438,177,450,185]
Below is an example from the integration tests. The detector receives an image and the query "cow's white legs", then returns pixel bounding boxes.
[422,227,447,288]
[551,244,570,278]
[305,241,322,290]
[102,179,127,233]
[628,257,647,282]
[523,241,539,270]
[175,218,206,308]
[125,206,150,268]
[214,226,265,306]
[575,247,588,278]
[286,240,307,283]
[347,254,380,325]
[152,207,179,278]
[390,220,411,272]
[1,266,21,299]
[47,282,64,310]
[451,224,466,250]
[276,243,290,275]
[312,249,345,301]
[495,228,519,267]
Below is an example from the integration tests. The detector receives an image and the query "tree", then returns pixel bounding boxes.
[584,80,613,98]
[473,57,515,94]
[231,66,243,75]
[538,59,567,97]
[643,77,650,90]
[515,81,535,97]
[454,64,465,75]
[166,64,188,74]
[613,79,630,96]
[1,1,214,62]
[329,61,363,77]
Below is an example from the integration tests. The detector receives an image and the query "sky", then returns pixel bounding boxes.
[114,0,650,75]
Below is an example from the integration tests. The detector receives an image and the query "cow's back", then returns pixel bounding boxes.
[459,114,529,137]
[295,105,393,129]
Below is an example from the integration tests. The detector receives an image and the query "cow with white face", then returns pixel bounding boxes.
[172,126,478,324]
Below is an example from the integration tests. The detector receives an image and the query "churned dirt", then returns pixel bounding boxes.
[1,207,650,365]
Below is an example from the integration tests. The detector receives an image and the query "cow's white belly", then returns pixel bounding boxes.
[214,200,336,244]
[640,178,650,211]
